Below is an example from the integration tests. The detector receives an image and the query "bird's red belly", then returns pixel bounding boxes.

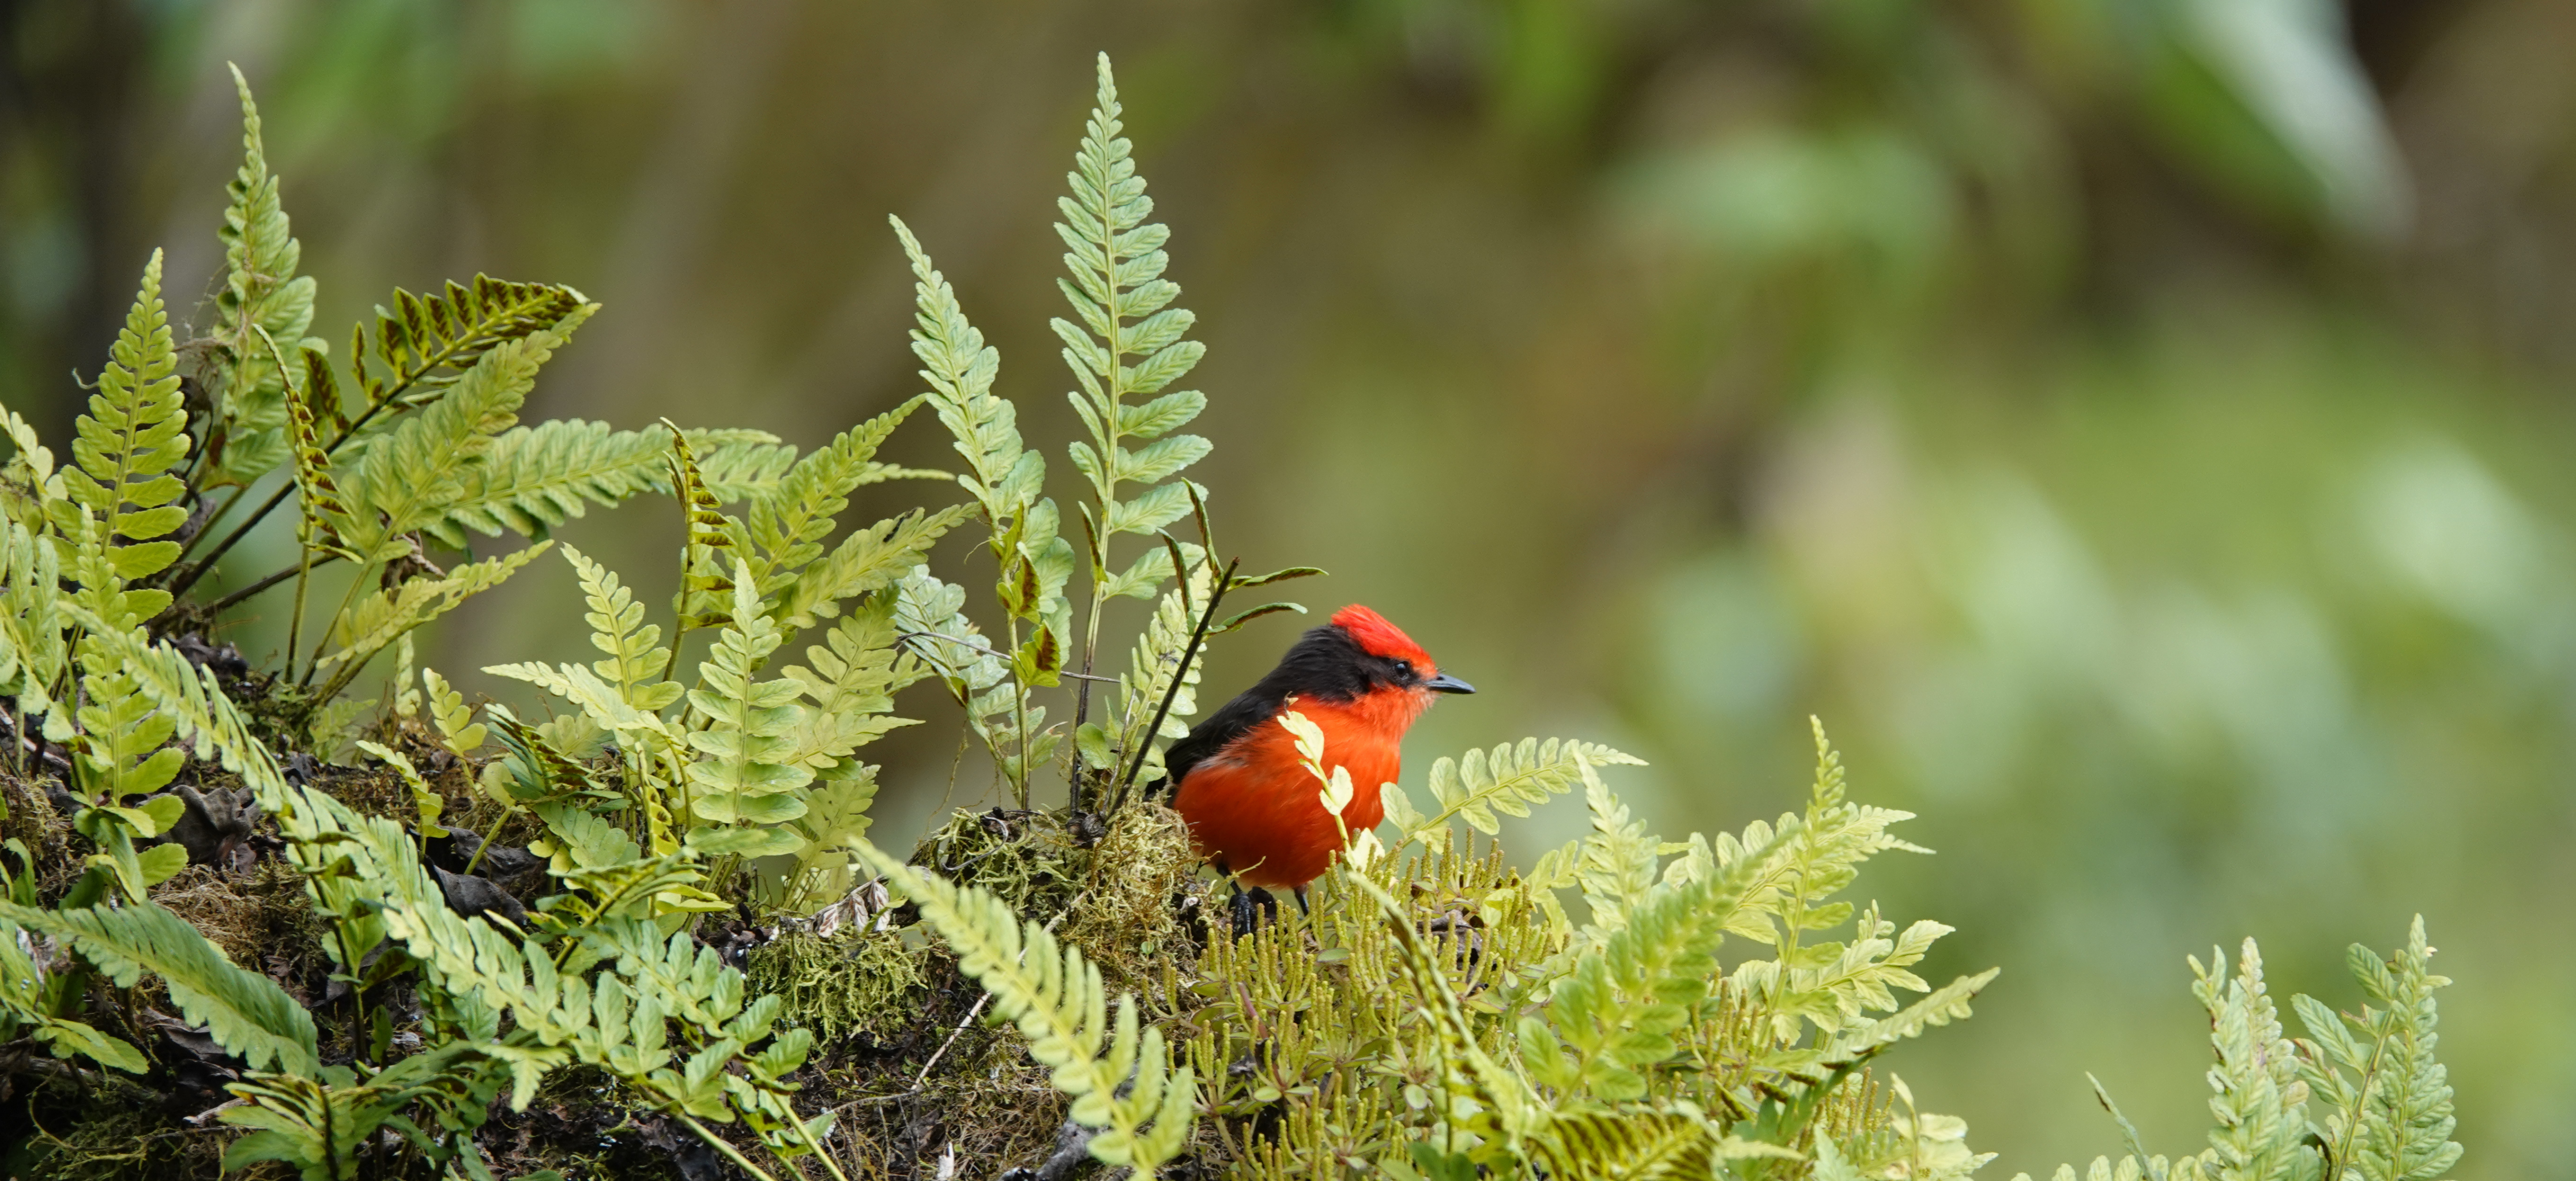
[1169,716,1395,890]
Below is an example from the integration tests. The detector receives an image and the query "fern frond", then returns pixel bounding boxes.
[1104,559,1213,782]
[665,423,747,629]
[316,542,551,673]
[685,561,813,830]
[1399,737,1645,845]
[207,65,318,487]
[422,421,780,549]
[0,917,145,1073]
[1055,52,1210,600]
[694,436,800,502]
[2192,940,2322,1181]
[62,609,290,795]
[1574,767,1669,940]
[2296,918,2458,1181]
[342,308,594,561]
[64,249,190,580]
[781,602,919,769]
[561,544,679,711]
[852,837,1195,1175]
[69,659,183,808]
[1763,905,1952,1037]
[1532,1109,1716,1181]
[483,659,678,752]
[1823,968,2003,1064]
[422,666,487,755]
[769,505,970,630]
[284,342,361,559]
[62,503,168,632]
[0,522,68,716]
[1531,818,1798,1101]
[746,399,941,594]
[350,275,586,417]
[893,217,1029,531]
[0,900,317,1074]
[0,404,63,531]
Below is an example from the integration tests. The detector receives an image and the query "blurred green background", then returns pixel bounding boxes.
[7,0,2573,1174]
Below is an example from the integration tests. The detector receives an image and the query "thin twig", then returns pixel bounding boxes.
[909,901,1080,1088]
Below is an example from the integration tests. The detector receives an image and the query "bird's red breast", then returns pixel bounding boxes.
[1165,605,1471,889]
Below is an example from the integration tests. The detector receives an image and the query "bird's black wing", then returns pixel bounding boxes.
[1154,684,1286,795]
[1146,623,1384,798]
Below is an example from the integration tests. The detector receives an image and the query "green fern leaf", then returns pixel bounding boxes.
[0,917,146,1073]
[206,66,318,488]
[0,521,68,717]
[1407,737,1645,843]
[1055,52,1209,605]
[350,275,587,420]
[664,423,749,629]
[1532,1109,1716,1181]
[422,666,487,755]
[746,399,943,594]
[1110,561,1215,780]
[0,404,63,532]
[852,838,1196,1177]
[315,542,552,674]
[283,343,360,558]
[893,217,1030,530]
[559,544,680,711]
[340,307,594,561]
[768,504,971,630]
[0,899,318,1074]
[2296,918,2458,1181]
[2193,940,2322,1181]
[64,250,190,580]
[686,561,813,828]
[1538,818,1797,1100]
[420,421,780,549]
[781,601,919,768]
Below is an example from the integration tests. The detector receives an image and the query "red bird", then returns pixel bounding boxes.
[1165,605,1473,896]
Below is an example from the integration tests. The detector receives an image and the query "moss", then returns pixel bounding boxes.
[747,925,931,1044]
[8,1086,245,1181]
[912,807,1083,919]
[151,858,329,1005]
[1063,801,1202,988]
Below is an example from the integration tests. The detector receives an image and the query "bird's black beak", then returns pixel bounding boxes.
[1425,672,1475,695]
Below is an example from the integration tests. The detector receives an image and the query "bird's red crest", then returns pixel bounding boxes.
[1331,604,1431,665]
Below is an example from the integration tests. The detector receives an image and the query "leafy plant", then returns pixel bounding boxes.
[0,49,2465,1181]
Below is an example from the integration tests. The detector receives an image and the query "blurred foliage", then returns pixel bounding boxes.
[4,0,2572,1176]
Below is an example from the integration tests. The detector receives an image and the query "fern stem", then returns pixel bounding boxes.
[672,1113,782,1181]
[1004,613,1030,809]
[1115,557,1236,809]
[1069,510,1106,811]
[164,480,288,599]
[784,1103,855,1181]
[166,313,518,603]
[203,554,339,615]
[169,482,249,569]
[285,521,314,679]
[300,562,375,691]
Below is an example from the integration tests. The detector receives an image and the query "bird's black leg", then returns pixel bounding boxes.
[1292,887,1311,917]
[1228,884,1279,937]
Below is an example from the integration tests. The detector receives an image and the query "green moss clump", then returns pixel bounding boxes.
[747,925,931,1045]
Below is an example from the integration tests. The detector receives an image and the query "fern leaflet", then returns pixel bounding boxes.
[64,249,190,580]
[853,838,1196,1174]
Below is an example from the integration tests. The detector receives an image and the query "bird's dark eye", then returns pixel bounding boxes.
[1391,660,1415,682]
